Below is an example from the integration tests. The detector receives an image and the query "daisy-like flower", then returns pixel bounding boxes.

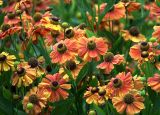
[4,12,20,25]
[22,87,50,114]
[78,36,108,61]
[97,86,113,106]
[129,41,160,62]
[148,73,160,92]
[2,2,16,13]
[152,26,160,41]
[112,90,145,115]
[84,87,99,104]
[38,73,71,102]
[122,1,141,13]
[133,75,144,91]
[121,26,146,42]
[0,52,16,72]
[59,60,84,80]
[28,57,45,77]
[15,0,32,11]
[50,39,77,64]
[150,3,160,17]
[100,2,126,20]
[97,52,124,74]
[12,62,37,87]
[0,24,22,39]
[107,72,133,97]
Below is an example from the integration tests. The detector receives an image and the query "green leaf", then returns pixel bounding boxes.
[90,104,105,115]
[156,0,160,7]
[85,29,96,38]
[76,63,89,85]
[3,87,12,101]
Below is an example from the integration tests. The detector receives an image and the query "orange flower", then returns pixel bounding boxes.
[84,87,99,104]
[59,60,85,80]
[129,42,160,62]
[50,39,77,64]
[15,0,32,11]
[107,72,133,97]
[22,87,50,114]
[100,2,126,20]
[97,52,124,74]
[152,26,160,41]
[78,37,108,61]
[38,73,71,102]
[28,57,45,77]
[148,73,160,92]
[124,1,141,13]
[34,0,51,12]
[112,90,145,114]
[2,2,16,13]
[0,24,22,39]
[12,62,37,87]
[121,26,146,42]
[150,3,160,17]
[4,12,20,25]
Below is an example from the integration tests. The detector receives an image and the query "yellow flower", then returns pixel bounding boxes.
[0,52,16,72]
[0,0,3,6]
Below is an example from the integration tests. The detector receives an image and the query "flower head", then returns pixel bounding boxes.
[148,73,160,92]
[50,39,77,64]
[112,90,145,114]
[78,37,108,61]
[107,72,133,97]
[38,73,71,102]
[0,52,16,72]
[22,87,50,114]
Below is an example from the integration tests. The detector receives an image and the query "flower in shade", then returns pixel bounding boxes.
[100,2,126,20]
[38,73,71,102]
[50,39,77,64]
[97,52,124,74]
[78,36,108,61]
[84,87,99,104]
[107,72,133,97]
[12,62,37,87]
[121,26,146,42]
[0,52,16,72]
[133,75,144,91]
[0,24,22,39]
[28,57,45,77]
[22,87,50,114]
[59,60,85,80]
[112,90,145,114]
[148,73,160,92]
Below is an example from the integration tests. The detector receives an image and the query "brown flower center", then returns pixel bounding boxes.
[57,43,67,54]
[113,78,122,88]
[1,24,11,32]
[140,42,149,51]
[91,87,99,94]
[33,12,42,22]
[65,28,74,38]
[0,54,6,62]
[51,16,60,25]
[124,93,134,104]
[87,40,96,50]
[29,94,39,104]
[51,81,59,90]
[104,52,114,62]
[28,57,38,68]
[66,60,77,71]
[141,51,149,58]
[17,67,26,77]
[7,12,16,19]
[46,65,52,72]
[98,89,106,96]
[129,26,139,36]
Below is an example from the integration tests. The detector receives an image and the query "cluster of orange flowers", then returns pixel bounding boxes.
[1,0,160,115]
